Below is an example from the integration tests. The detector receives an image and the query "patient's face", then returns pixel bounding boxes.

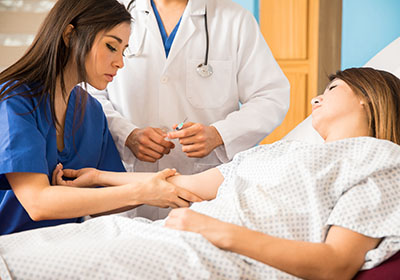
[311,78,367,140]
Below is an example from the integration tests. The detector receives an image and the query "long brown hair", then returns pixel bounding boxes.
[0,0,131,127]
[330,67,400,145]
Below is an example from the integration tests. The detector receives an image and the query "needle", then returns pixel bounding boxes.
[175,117,188,131]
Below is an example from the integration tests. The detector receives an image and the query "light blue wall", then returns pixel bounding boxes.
[232,1,400,70]
[341,0,400,69]
[232,0,259,22]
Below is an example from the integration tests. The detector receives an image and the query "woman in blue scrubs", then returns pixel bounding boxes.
[0,0,200,236]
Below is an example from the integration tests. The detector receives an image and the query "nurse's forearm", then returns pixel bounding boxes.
[167,168,224,200]
[8,172,144,220]
[96,170,154,186]
[33,184,143,220]
[9,171,201,221]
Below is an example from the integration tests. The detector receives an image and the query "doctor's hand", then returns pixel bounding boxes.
[167,123,223,158]
[126,127,175,162]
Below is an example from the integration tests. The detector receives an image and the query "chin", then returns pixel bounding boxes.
[88,82,107,91]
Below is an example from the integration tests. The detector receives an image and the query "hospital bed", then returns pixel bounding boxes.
[0,38,399,280]
[283,36,400,279]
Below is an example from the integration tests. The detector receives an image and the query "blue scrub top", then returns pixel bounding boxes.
[0,83,125,235]
[151,0,182,57]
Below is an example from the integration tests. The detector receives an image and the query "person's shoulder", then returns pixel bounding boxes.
[365,137,400,152]
[333,137,400,162]
[342,136,400,149]
[1,80,35,96]
[211,0,250,16]
[211,0,257,27]
[72,85,107,122]
[0,81,39,108]
[213,0,247,12]
[73,85,102,109]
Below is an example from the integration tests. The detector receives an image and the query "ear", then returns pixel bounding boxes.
[62,24,75,47]
[359,96,369,106]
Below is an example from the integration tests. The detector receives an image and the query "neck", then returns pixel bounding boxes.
[323,117,371,143]
[55,61,79,103]
[153,0,188,8]
[54,60,79,132]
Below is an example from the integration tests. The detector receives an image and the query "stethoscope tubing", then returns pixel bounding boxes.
[126,0,212,77]
[204,5,210,67]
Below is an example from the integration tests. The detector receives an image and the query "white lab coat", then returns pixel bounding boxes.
[89,0,290,219]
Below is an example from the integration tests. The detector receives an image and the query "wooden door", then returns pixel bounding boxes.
[259,0,342,144]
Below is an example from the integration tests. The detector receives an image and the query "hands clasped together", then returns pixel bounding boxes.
[52,164,202,209]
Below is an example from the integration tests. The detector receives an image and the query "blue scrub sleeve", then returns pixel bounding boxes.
[0,94,48,186]
[97,115,126,172]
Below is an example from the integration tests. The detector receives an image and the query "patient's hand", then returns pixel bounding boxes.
[135,169,203,208]
[52,164,100,187]
[165,208,230,248]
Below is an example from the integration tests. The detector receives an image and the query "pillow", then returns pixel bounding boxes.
[282,115,323,143]
[354,251,400,280]
[364,37,400,77]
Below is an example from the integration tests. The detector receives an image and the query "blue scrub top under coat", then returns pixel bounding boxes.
[0,83,125,235]
[151,0,182,58]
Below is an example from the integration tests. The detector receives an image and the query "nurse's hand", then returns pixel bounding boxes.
[52,164,99,187]
[126,127,175,162]
[136,169,203,208]
[167,123,223,158]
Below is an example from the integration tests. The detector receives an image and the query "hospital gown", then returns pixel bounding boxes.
[0,137,399,279]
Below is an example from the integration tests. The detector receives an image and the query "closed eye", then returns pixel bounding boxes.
[329,85,337,91]
[106,43,117,52]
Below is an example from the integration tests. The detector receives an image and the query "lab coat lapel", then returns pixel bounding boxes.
[128,2,148,56]
[138,0,167,60]
[163,0,206,71]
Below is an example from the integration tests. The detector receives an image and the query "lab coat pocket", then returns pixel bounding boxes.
[186,59,233,109]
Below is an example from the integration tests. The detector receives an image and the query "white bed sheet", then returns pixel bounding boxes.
[1,137,400,279]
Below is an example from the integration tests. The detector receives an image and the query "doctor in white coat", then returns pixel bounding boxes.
[89,0,290,219]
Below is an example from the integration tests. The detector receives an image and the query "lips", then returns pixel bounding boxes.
[312,105,321,112]
[105,74,115,82]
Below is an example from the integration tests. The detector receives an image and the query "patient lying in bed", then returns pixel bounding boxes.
[1,68,400,279]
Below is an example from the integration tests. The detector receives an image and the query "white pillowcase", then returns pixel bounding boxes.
[282,115,323,143]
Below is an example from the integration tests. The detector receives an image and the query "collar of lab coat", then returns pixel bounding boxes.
[135,0,206,16]
[189,0,206,16]
[132,0,207,70]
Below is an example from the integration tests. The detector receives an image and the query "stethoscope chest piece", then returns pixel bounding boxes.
[197,63,213,78]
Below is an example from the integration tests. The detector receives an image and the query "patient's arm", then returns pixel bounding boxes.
[55,165,224,201]
[166,209,381,280]
[166,168,224,200]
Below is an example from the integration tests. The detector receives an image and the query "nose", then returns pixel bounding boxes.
[311,96,322,105]
[113,53,124,69]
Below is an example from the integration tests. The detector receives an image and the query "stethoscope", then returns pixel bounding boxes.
[126,0,213,78]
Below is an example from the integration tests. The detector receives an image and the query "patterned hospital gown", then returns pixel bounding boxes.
[0,137,400,279]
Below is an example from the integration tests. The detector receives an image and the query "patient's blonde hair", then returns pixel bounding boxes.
[330,67,400,145]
